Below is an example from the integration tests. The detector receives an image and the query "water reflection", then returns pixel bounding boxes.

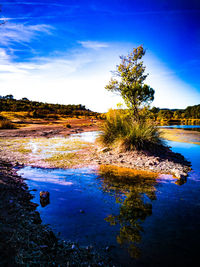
[98,165,158,258]
[160,125,200,132]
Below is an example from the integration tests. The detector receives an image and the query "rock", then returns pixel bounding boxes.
[86,245,93,250]
[33,211,42,224]
[80,209,85,213]
[173,170,187,179]
[40,245,48,249]
[175,178,187,186]
[105,245,115,251]
[40,191,49,198]
[40,191,50,207]
[99,147,111,153]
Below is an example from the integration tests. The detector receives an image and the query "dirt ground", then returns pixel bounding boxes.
[0,117,101,138]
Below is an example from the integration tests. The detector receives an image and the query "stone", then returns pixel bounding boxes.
[33,211,42,224]
[71,244,76,249]
[40,191,50,207]
[80,209,85,213]
[100,147,111,153]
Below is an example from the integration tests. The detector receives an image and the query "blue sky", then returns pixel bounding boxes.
[0,0,199,112]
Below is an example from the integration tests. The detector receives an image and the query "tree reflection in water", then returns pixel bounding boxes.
[98,165,158,258]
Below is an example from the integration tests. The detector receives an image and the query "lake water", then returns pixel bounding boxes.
[18,128,200,266]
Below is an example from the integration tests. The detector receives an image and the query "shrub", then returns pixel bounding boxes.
[0,120,16,129]
[121,120,163,151]
[99,109,164,151]
[98,109,129,145]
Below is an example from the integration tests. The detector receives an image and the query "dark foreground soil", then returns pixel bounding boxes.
[0,160,111,266]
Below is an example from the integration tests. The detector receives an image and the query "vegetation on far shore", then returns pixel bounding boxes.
[0,94,99,118]
[150,104,200,125]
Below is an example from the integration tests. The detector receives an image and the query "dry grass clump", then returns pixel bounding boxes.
[0,119,16,129]
[99,109,164,151]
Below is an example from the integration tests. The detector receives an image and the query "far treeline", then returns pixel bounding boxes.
[151,105,200,124]
[0,95,98,118]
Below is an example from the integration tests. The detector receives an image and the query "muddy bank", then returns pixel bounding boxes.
[0,160,110,266]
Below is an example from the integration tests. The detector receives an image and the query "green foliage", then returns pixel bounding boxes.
[105,45,154,120]
[0,95,98,117]
[150,105,200,122]
[99,109,163,151]
[157,109,173,120]
[184,104,200,119]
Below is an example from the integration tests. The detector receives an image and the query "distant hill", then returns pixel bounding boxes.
[0,95,98,117]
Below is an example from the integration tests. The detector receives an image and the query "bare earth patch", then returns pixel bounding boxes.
[0,117,100,138]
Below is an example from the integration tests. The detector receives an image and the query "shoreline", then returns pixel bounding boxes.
[0,137,191,180]
[0,125,193,179]
[92,145,191,179]
[0,159,111,266]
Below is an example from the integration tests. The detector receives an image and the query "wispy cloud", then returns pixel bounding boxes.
[78,41,109,50]
[0,23,53,45]
[1,2,77,7]
[0,45,122,111]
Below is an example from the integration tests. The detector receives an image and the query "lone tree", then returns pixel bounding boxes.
[105,45,154,121]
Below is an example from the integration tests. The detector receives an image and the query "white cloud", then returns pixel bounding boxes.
[0,23,53,45]
[0,46,123,112]
[0,44,199,112]
[1,2,75,7]
[78,41,109,50]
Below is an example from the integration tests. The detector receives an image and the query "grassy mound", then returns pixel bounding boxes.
[99,109,164,151]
